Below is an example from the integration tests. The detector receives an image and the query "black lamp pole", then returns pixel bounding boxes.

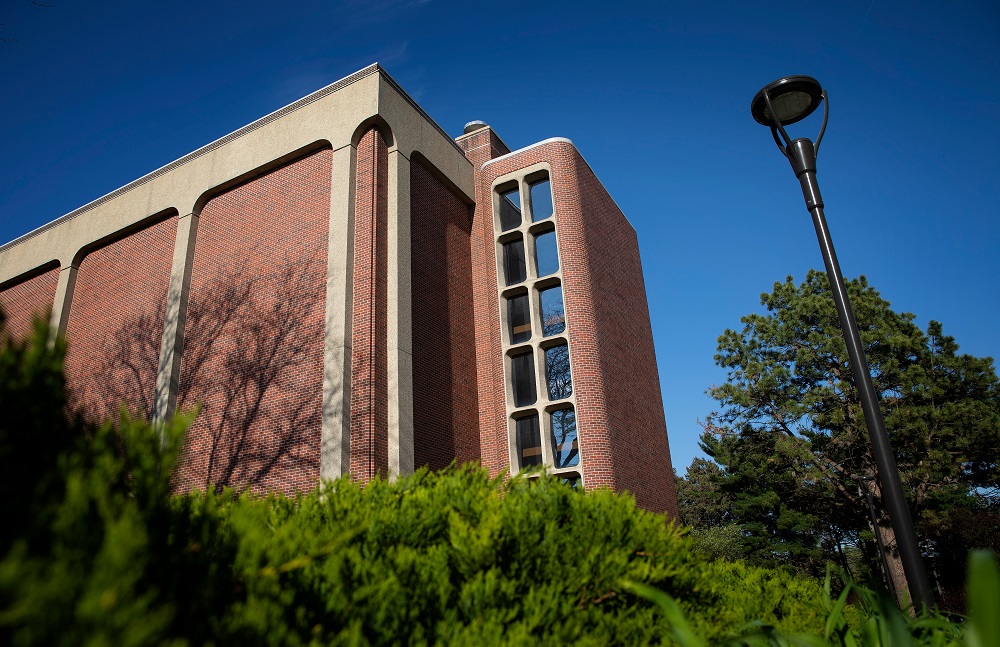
[750,76,934,612]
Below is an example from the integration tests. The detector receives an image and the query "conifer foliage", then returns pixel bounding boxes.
[684,271,1000,606]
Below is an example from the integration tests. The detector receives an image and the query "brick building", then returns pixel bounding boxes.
[0,64,678,515]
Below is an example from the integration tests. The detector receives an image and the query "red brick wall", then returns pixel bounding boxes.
[475,139,678,516]
[0,264,59,342]
[349,128,389,482]
[570,151,678,517]
[174,149,331,495]
[409,159,480,470]
[460,128,510,478]
[63,218,178,423]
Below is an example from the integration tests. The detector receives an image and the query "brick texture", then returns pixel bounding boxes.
[458,128,512,478]
[0,264,59,342]
[475,139,678,517]
[350,128,390,483]
[174,149,331,496]
[410,159,480,470]
[570,151,678,516]
[64,217,178,424]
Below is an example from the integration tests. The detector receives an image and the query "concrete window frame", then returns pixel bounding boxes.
[492,163,581,483]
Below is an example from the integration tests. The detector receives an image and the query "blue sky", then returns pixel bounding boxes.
[2,0,998,474]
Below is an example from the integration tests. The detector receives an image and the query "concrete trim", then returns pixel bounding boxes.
[0,260,59,292]
[153,212,198,423]
[386,149,414,478]
[50,264,77,337]
[1,65,474,286]
[0,65,381,255]
[321,144,357,480]
[489,165,582,484]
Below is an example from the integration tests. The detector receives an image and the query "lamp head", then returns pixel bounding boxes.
[751,75,824,127]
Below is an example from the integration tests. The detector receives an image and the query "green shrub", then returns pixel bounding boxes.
[0,313,982,646]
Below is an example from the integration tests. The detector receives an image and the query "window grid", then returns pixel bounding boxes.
[492,166,582,485]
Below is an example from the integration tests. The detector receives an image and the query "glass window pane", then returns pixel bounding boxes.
[560,473,582,489]
[534,231,559,277]
[507,294,531,344]
[499,188,522,231]
[529,179,553,221]
[516,415,542,468]
[539,285,565,337]
[551,408,579,468]
[545,344,572,400]
[512,351,536,407]
[503,238,526,286]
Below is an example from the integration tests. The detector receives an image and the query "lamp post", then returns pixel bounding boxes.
[750,75,934,611]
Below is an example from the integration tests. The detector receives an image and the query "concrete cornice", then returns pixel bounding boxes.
[0,64,475,283]
[0,63,469,258]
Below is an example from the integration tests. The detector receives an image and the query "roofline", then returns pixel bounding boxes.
[481,137,636,233]
[1,63,462,254]
[479,137,575,171]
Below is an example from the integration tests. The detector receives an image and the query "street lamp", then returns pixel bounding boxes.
[750,75,934,611]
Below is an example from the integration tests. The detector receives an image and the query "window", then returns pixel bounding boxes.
[502,238,526,286]
[529,179,553,221]
[507,293,531,344]
[494,171,580,486]
[551,408,579,468]
[534,231,559,277]
[539,285,565,336]
[545,344,572,400]
[517,415,542,468]
[499,187,522,231]
[560,473,581,489]
[511,350,537,407]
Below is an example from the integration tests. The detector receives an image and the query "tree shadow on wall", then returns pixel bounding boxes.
[87,252,325,495]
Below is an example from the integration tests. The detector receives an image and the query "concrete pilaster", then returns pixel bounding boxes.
[49,264,77,337]
[387,149,413,478]
[153,213,198,423]
[320,144,356,480]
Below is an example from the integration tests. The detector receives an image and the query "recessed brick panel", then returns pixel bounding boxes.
[410,159,480,471]
[64,217,178,424]
[0,264,59,342]
[349,128,390,483]
[174,148,331,496]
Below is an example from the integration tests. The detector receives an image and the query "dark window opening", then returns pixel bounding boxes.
[545,344,572,400]
[503,238,526,286]
[539,285,565,336]
[551,408,579,468]
[499,188,522,231]
[529,179,553,222]
[517,415,542,468]
[507,294,531,344]
[560,473,582,489]
[512,351,537,407]
[534,231,559,277]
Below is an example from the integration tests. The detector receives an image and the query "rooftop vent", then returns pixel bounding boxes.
[463,120,489,134]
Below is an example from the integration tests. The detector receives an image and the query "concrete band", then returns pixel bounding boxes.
[0,65,474,484]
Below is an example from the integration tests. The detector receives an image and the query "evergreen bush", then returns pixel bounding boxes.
[1,312,990,645]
